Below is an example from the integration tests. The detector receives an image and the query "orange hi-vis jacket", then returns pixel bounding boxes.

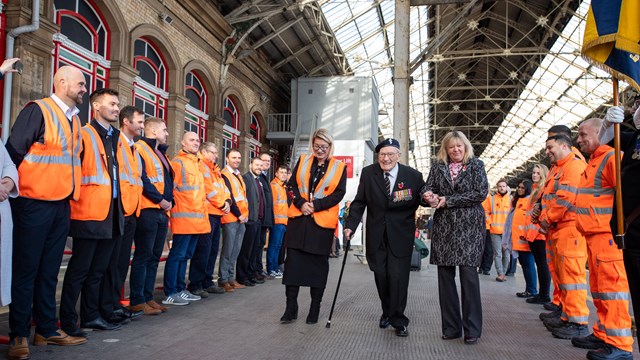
[221,166,248,224]
[487,192,511,234]
[287,154,346,229]
[170,150,210,235]
[200,156,231,216]
[135,139,169,210]
[117,134,143,217]
[575,145,615,235]
[540,152,587,227]
[572,146,586,163]
[524,183,545,242]
[482,196,491,230]
[18,97,82,201]
[271,177,288,225]
[70,124,114,221]
[511,196,531,251]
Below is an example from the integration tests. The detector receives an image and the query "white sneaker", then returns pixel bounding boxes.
[162,294,189,306]
[275,271,283,279]
[179,290,201,301]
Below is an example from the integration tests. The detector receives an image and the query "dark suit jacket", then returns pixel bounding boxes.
[259,173,274,227]
[242,172,265,223]
[346,163,425,260]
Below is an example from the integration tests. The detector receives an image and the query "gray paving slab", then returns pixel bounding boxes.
[1,251,639,359]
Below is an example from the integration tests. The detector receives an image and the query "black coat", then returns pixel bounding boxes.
[423,157,488,267]
[242,172,265,223]
[346,163,425,259]
[258,173,274,227]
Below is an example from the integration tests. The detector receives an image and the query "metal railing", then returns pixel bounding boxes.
[267,113,297,133]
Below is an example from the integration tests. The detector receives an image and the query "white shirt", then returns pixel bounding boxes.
[384,163,399,195]
[50,94,80,122]
[226,165,241,176]
[121,132,135,147]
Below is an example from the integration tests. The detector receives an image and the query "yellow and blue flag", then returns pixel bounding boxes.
[582,0,640,91]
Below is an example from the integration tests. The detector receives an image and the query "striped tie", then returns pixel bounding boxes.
[384,172,391,197]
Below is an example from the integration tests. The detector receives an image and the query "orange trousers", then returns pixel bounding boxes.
[586,232,633,352]
[549,226,589,324]
[545,236,561,307]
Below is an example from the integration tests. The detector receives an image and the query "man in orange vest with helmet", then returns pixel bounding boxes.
[571,118,633,360]
[218,149,249,292]
[60,88,127,336]
[129,117,174,315]
[539,134,589,340]
[162,132,211,306]
[98,105,145,322]
[187,142,231,297]
[7,66,87,359]
[267,164,290,278]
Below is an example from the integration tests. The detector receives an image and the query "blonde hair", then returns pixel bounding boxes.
[436,131,474,164]
[309,128,334,157]
[529,163,549,204]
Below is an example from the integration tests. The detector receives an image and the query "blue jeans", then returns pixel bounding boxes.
[130,209,169,306]
[164,234,199,296]
[188,215,222,291]
[267,224,286,273]
[517,251,538,295]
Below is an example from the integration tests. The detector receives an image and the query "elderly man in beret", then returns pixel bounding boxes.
[344,138,425,337]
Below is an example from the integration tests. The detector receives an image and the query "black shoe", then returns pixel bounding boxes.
[250,278,265,284]
[113,308,143,319]
[379,315,390,329]
[544,303,561,311]
[464,336,479,345]
[395,326,409,337]
[482,271,490,275]
[527,295,551,304]
[105,314,130,325]
[81,317,122,331]
[586,344,633,360]
[543,317,566,331]
[516,291,536,298]
[62,327,88,338]
[552,322,589,339]
[441,334,461,340]
[240,280,256,286]
[539,309,562,321]
[572,333,606,350]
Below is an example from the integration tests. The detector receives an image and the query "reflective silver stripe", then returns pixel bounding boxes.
[314,158,342,199]
[207,190,217,199]
[23,154,73,165]
[136,141,164,184]
[27,100,73,166]
[556,199,575,211]
[559,283,589,291]
[557,184,578,194]
[275,214,288,219]
[594,151,614,190]
[565,315,589,323]
[275,200,287,205]
[575,207,613,215]
[297,154,311,197]
[592,291,630,301]
[491,223,505,227]
[223,169,246,202]
[172,212,205,219]
[578,188,615,195]
[173,158,200,192]
[81,127,110,186]
[596,321,634,337]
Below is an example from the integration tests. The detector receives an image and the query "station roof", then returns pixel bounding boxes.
[219,0,634,184]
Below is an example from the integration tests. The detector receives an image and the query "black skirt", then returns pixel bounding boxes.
[282,248,330,288]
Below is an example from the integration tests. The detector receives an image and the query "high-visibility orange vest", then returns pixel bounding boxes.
[271,177,288,225]
[511,196,531,251]
[287,154,345,229]
[221,166,248,224]
[524,183,545,241]
[482,195,491,230]
[575,145,615,235]
[572,146,586,163]
[200,156,231,216]
[170,150,210,234]
[135,139,168,210]
[69,125,112,221]
[18,97,82,201]
[488,192,511,234]
[540,152,587,227]
[118,134,143,217]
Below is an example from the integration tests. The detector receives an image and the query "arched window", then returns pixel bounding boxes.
[53,0,110,122]
[133,38,168,120]
[249,112,262,159]
[222,96,240,167]
[184,71,208,141]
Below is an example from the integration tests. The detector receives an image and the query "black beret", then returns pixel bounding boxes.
[375,138,400,153]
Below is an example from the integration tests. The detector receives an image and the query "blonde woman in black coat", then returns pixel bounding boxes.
[422,131,488,345]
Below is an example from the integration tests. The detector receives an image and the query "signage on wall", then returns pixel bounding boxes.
[334,156,353,178]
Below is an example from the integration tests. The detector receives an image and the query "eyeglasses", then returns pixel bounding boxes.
[313,144,330,151]
[378,152,399,158]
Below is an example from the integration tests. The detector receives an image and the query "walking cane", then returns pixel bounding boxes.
[325,233,351,328]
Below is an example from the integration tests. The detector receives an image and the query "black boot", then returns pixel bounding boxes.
[280,286,299,324]
[306,287,325,324]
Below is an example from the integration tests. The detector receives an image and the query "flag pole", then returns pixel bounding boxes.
[613,79,625,244]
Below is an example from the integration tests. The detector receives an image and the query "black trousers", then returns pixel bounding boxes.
[237,220,261,283]
[100,215,136,317]
[251,226,269,273]
[529,239,551,298]
[479,230,493,272]
[437,265,482,338]
[9,198,70,338]
[367,233,411,328]
[623,248,640,353]
[60,235,117,328]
